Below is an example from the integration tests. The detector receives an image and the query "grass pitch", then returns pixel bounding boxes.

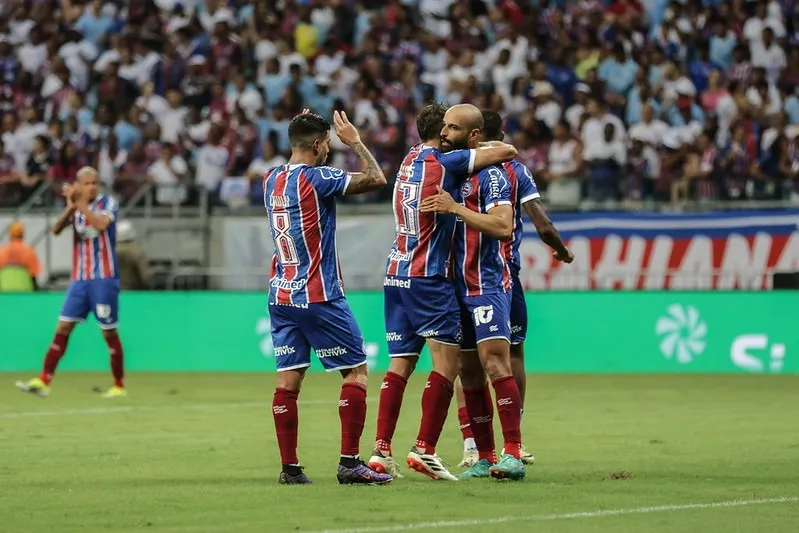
[1,373,797,533]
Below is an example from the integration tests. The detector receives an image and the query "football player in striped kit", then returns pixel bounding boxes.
[16,167,127,399]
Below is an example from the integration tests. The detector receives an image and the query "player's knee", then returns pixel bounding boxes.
[388,356,417,379]
[509,343,524,359]
[277,369,306,392]
[482,356,512,381]
[56,321,76,336]
[341,363,368,385]
[101,328,118,341]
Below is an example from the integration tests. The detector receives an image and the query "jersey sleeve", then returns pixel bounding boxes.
[437,149,476,176]
[305,166,353,198]
[515,162,540,204]
[479,166,512,211]
[100,196,119,222]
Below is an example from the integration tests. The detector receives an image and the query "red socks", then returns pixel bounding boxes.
[105,333,125,388]
[374,371,407,451]
[273,388,299,465]
[339,382,368,457]
[464,386,496,463]
[415,371,454,454]
[492,375,522,459]
[40,333,70,385]
[458,407,473,440]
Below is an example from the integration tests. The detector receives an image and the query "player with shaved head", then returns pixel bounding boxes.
[453,110,574,468]
[421,103,525,480]
[369,102,518,481]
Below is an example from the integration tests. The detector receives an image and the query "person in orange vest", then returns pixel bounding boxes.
[0,221,41,291]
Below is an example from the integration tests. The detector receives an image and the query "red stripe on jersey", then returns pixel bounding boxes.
[83,239,92,280]
[298,171,326,302]
[462,176,482,296]
[272,169,294,304]
[72,234,79,281]
[99,229,111,278]
[410,157,442,277]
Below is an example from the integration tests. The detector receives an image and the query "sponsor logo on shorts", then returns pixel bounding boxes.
[274,345,296,357]
[419,329,440,338]
[271,277,308,291]
[384,277,412,289]
[316,346,348,358]
[386,332,403,342]
[511,325,523,334]
[388,249,411,263]
[489,325,499,332]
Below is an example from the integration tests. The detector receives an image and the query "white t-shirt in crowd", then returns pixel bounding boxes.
[157,106,188,143]
[195,143,229,191]
[583,139,627,166]
[148,156,188,204]
[628,120,669,146]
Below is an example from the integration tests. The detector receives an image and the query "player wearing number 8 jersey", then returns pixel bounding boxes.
[369,103,518,481]
[264,110,391,486]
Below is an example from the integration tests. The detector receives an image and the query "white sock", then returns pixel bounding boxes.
[464,437,477,452]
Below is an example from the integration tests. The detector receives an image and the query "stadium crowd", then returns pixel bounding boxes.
[0,0,798,210]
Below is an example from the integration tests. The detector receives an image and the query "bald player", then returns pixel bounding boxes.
[454,110,573,468]
[420,104,524,480]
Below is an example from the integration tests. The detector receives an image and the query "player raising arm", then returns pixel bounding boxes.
[420,104,524,481]
[369,103,517,481]
[454,110,574,468]
[16,167,127,399]
[264,110,391,486]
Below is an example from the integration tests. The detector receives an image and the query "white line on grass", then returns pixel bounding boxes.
[0,397,359,419]
[313,497,799,533]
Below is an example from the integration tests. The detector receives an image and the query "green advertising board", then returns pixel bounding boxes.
[0,292,795,374]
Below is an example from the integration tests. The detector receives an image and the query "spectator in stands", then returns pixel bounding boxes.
[0,221,40,292]
[115,220,151,291]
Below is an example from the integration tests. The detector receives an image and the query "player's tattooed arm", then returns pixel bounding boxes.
[74,191,112,232]
[52,183,77,235]
[333,110,387,194]
[420,186,513,241]
[472,142,517,172]
[523,199,574,263]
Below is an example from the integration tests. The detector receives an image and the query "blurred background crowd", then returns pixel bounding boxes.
[0,0,798,211]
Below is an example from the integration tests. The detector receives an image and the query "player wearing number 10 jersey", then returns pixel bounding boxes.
[369,103,518,481]
[264,110,391,486]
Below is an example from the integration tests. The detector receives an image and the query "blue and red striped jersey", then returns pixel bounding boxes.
[264,164,352,305]
[386,144,475,278]
[452,165,514,297]
[503,160,540,274]
[71,195,119,281]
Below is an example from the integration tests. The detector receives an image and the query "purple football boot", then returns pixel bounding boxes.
[337,461,393,485]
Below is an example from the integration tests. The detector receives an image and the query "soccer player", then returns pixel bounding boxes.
[455,110,573,468]
[420,103,523,480]
[368,103,517,481]
[264,110,392,485]
[16,167,126,398]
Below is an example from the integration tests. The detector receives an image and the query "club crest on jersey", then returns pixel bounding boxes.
[460,181,474,198]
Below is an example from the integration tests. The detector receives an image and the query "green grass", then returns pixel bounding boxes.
[1,373,797,533]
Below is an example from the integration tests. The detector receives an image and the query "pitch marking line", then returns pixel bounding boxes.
[314,497,799,533]
[0,397,364,419]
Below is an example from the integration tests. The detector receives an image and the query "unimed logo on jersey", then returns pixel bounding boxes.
[473,305,494,325]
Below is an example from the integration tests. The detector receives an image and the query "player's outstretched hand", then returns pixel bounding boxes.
[333,110,360,147]
[553,248,574,263]
[419,186,457,214]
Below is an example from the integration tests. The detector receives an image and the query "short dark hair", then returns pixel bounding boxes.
[416,102,448,142]
[481,110,504,141]
[288,113,330,149]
